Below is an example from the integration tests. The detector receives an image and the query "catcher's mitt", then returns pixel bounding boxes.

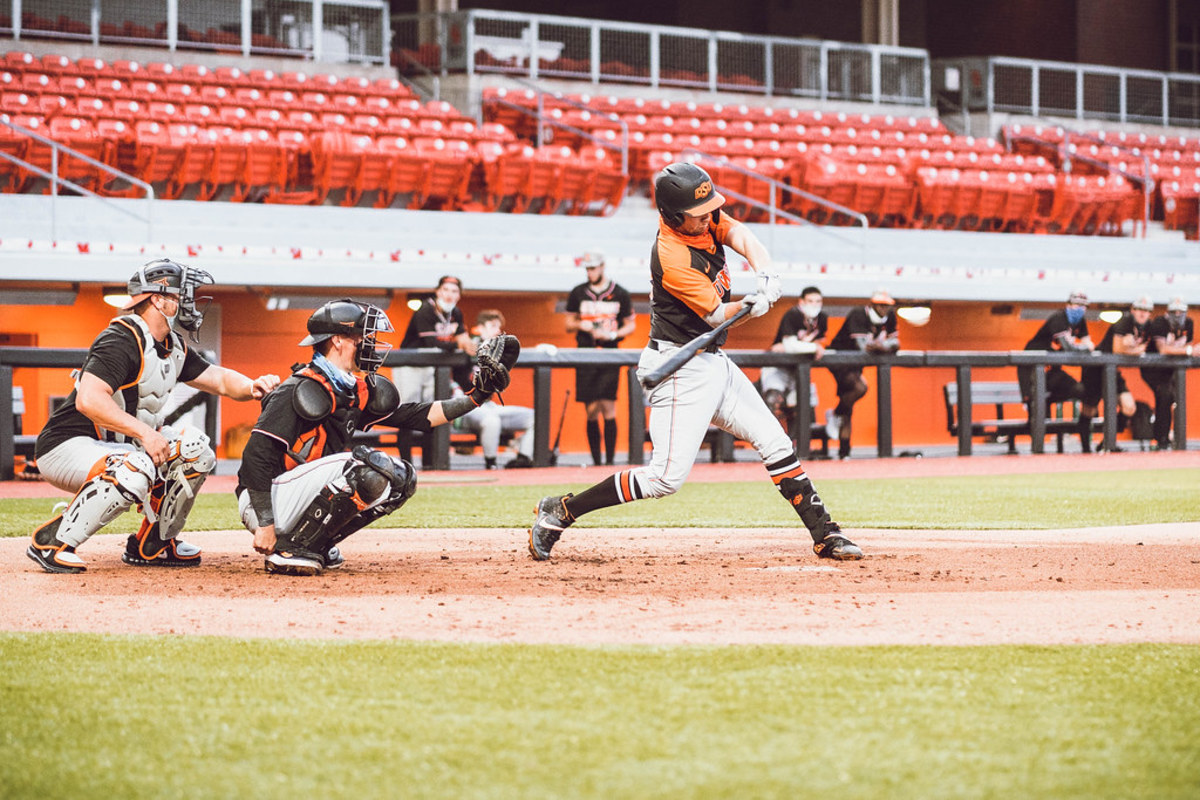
[473,334,520,397]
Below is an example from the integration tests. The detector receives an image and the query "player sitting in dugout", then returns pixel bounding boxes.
[236,299,519,576]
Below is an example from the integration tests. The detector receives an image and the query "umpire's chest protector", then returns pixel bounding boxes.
[98,314,189,439]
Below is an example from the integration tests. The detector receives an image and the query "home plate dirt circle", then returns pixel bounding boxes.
[2,523,1196,646]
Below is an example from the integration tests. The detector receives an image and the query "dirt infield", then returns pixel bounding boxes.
[3,451,1198,647]
[2,524,1197,646]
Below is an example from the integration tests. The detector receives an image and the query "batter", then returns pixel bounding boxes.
[528,162,862,562]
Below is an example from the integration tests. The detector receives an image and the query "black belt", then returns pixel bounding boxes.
[649,339,721,355]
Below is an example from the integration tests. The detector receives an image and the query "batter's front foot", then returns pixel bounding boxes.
[813,523,863,561]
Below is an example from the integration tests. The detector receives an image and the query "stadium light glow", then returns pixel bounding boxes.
[896,306,932,326]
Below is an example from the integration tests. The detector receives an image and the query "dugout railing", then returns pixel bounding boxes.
[2,347,1195,479]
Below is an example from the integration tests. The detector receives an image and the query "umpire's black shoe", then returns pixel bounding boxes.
[813,523,864,561]
[529,494,574,561]
[121,526,202,568]
[27,517,87,574]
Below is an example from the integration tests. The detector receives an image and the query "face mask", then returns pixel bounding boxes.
[154,297,178,329]
[800,302,822,320]
[1169,311,1187,330]
[436,298,456,314]
[1065,307,1085,326]
[867,306,887,325]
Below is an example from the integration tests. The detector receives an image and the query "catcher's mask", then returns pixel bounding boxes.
[123,258,214,342]
[299,299,394,373]
[654,162,725,228]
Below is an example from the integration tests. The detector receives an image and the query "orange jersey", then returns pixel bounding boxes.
[648,211,739,345]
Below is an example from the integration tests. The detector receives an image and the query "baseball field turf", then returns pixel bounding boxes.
[1,468,1198,799]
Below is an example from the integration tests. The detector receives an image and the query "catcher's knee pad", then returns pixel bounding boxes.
[55,451,156,547]
[154,426,216,539]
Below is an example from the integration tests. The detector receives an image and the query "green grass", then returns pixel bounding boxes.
[3,468,1198,536]
[0,634,1196,800]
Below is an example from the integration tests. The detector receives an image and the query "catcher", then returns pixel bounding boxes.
[236,298,519,576]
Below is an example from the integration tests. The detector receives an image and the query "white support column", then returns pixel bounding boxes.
[313,0,324,63]
[241,0,251,57]
[167,0,178,51]
[862,0,899,46]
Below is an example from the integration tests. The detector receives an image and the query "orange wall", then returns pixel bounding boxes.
[5,291,1198,456]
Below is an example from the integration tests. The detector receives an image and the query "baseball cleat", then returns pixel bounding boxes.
[813,524,863,561]
[27,516,86,574]
[121,531,202,567]
[265,549,324,576]
[529,494,574,561]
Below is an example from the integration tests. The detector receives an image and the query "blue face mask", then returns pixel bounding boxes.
[311,351,357,392]
[1065,306,1085,326]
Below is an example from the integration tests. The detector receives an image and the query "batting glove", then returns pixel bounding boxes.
[742,294,771,318]
[756,271,783,304]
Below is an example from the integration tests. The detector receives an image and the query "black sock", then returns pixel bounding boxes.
[564,473,627,518]
[603,418,617,465]
[586,419,602,465]
[1078,416,1093,452]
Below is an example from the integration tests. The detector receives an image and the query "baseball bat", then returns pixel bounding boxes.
[548,389,570,466]
[639,303,753,390]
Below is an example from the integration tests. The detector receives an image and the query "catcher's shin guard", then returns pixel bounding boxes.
[328,448,417,545]
[271,448,416,573]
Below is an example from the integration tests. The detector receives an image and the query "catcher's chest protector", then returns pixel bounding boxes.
[284,368,368,465]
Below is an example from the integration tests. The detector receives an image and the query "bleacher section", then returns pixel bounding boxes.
[484,87,1171,236]
[0,51,626,214]
[3,44,1200,240]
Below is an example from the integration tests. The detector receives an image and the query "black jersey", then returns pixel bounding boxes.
[1142,314,1194,383]
[648,212,738,346]
[237,365,433,493]
[1025,309,1088,351]
[1096,312,1149,354]
[828,307,897,351]
[566,280,633,349]
[772,306,828,345]
[400,299,465,351]
[36,318,210,458]
[1145,314,1194,354]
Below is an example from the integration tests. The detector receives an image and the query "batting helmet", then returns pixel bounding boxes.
[123,258,215,340]
[654,162,725,228]
[299,299,394,373]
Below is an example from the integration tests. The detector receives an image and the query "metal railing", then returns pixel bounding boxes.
[1003,125,1152,237]
[0,117,154,241]
[8,347,1193,479]
[392,10,930,107]
[0,0,389,65]
[497,77,629,175]
[935,56,1200,128]
[682,148,869,229]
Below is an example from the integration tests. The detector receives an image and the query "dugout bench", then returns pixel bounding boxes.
[943,381,1104,454]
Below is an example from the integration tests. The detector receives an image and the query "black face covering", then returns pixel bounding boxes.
[1168,311,1187,331]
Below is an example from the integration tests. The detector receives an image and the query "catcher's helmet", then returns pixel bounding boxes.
[299,299,394,373]
[123,258,214,340]
[654,162,725,228]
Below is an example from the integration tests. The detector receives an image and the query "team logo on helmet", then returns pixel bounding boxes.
[694,181,713,200]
